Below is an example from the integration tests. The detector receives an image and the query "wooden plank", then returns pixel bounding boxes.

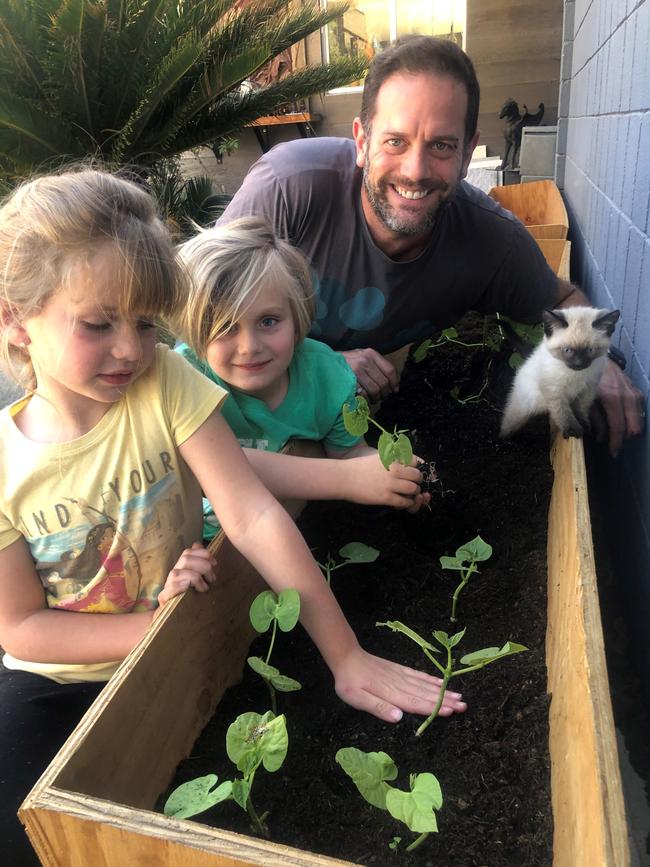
[23,791,350,867]
[547,434,629,867]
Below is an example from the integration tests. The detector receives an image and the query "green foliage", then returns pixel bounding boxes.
[247,589,301,713]
[336,747,443,852]
[164,710,287,836]
[440,534,493,622]
[315,541,380,585]
[342,395,413,469]
[377,622,527,737]
[0,0,368,180]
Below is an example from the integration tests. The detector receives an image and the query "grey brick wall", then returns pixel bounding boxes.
[557,0,650,683]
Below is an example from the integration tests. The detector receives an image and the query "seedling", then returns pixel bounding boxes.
[315,541,380,585]
[413,326,488,362]
[164,710,288,837]
[440,535,493,622]
[336,747,443,853]
[247,589,301,714]
[376,623,526,737]
[343,395,413,469]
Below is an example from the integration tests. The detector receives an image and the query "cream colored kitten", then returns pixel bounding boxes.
[500,306,620,439]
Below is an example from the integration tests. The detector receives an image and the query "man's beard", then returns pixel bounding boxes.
[362,164,454,237]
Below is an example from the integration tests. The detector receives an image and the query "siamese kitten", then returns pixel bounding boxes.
[500,306,620,439]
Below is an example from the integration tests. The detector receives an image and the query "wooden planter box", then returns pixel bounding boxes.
[489,179,569,240]
[19,435,629,866]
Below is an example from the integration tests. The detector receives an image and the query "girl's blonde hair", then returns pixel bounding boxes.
[0,168,185,389]
[175,216,315,357]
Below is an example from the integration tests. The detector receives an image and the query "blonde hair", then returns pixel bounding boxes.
[175,216,315,357]
[0,168,185,389]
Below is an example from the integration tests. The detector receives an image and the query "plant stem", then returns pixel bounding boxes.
[450,563,476,621]
[416,641,452,736]
[406,832,429,852]
[246,794,268,838]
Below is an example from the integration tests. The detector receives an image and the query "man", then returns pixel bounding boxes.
[219,35,642,456]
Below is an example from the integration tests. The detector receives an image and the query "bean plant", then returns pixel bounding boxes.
[164,709,288,837]
[343,395,413,469]
[336,747,443,853]
[247,589,301,715]
[315,541,379,585]
[377,623,526,737]
[440,535,493,622]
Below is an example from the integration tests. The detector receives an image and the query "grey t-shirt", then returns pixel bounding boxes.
[219,137,558,354]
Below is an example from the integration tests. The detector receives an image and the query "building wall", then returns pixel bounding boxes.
[466,0,563,156]
[557,0,650,687]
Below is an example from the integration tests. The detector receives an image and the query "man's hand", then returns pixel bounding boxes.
[597,360,645,457]
[342,347,400,401]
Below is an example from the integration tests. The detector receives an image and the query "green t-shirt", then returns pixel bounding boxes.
[175,338,360,539]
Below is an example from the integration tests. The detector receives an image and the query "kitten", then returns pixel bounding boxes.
[500,306,620,439]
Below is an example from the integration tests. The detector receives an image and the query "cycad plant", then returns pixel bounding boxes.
[0,0,367,181]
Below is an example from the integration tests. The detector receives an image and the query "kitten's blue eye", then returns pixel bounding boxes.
[563,347,574,355]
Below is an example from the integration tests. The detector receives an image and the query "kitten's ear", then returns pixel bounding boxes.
[593,309,620,336]
[542,308,567,337]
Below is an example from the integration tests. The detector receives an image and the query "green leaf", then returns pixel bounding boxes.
[433,628,466,648]
[339,542,380,564]
[393,432,413,466]
[231,777,251,810]
[226,711,288,775]
[270,673,302,692]
[389,836,402,850]
[342,395,370,436]
[275,588,300,632]
[460,641,527,667]
[377,430,396,469]
[377,620,437,652]
[249,590,277,633]
[164,774,232,820]
[385,773,443,833]
[456,535,492,563]
[335,747,397,810]
[441,327,458,339]
[439,555,463,571]
[509,351,525,369]
[247,656,279,681]
[412,340,431,363]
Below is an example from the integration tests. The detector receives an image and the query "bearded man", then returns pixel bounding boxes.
[217,35,642,455]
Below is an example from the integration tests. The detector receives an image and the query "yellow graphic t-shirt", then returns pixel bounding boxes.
[0,345,226,682]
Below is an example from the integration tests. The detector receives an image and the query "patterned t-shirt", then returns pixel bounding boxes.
[0,345,226,681]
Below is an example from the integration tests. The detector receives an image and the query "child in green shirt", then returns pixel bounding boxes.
[174,217,428,539]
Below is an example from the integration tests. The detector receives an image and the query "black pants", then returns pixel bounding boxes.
[0,666,104,866]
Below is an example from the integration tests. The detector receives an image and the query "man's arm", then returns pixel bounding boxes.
[554,279,645,456]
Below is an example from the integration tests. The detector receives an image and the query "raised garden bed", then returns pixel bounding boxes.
[20,321,628,866]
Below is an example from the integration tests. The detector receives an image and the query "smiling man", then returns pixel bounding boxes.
[218,35,642,455]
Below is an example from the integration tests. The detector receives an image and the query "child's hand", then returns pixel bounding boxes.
[333,645,467,723]
[344,453,429,511]
[157,543,217,607]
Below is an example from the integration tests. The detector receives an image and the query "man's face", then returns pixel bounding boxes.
[353,71,478,252]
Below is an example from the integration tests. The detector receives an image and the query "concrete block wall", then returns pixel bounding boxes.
[557,0,650,685]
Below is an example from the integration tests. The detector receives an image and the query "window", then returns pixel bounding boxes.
[323,0,466,90]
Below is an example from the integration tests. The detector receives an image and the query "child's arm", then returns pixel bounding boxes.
[0,539,215,663]
[243,447,427,510]
[180,410,467,722]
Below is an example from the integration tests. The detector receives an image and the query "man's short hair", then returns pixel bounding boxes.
[360,35,480,147]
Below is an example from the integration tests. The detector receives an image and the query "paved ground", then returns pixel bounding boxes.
[0,370,22,409]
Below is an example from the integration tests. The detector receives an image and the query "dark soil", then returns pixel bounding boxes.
[160,314,554,866]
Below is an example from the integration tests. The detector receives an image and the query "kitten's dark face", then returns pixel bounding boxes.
[542,307,620,371]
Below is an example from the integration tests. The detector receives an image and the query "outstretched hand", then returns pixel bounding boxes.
[597,361,645,457]
[342,347,400,402]
[157,542,217,608]
[343,452,430,512]
[333,644,467,723]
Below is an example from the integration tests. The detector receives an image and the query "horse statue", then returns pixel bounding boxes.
[498,98,545,170]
